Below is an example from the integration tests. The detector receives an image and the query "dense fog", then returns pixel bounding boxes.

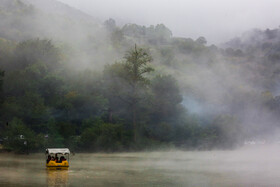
[58,0,280,44]
[0,0,280,153]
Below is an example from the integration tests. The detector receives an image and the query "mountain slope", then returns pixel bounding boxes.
[0,0,104,43]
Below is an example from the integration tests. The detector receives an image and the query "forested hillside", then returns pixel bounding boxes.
[1,0,280,153]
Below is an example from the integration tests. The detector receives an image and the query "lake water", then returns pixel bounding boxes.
[1,145,280,187]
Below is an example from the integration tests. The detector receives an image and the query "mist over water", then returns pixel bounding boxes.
[1,146,280,186]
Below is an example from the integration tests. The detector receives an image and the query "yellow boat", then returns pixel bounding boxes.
[46,148,70,170]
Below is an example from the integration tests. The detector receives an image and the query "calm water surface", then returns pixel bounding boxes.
[1,145,280,187]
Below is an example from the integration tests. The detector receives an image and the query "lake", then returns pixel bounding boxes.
[1,145,280,186]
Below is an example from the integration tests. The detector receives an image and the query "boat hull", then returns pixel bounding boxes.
[46,160,69,170]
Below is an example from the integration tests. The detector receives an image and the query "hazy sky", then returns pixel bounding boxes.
[58,0,280,44]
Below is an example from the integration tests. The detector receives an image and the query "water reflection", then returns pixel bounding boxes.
[47,170,69,187]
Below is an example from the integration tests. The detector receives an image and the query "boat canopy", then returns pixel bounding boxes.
[46,148,70,155]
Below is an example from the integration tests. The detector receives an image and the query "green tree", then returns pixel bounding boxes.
[2,118,44,153]
[104,18,116,32]
[111,28,124,48]
[145,75,185,142]
[122,45,154,141]
[196,36,207,45]
[12,39,60,71]
[150,75,183,123]
[80,120,128,151]
[104,45,154,142]
[210,115,242,148]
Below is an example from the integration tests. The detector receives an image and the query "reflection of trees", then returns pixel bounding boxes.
[47,170,69,187]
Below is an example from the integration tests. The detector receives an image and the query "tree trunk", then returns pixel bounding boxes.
[132,103,137,142]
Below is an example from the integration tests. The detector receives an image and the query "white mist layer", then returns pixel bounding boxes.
[1,146,280,186]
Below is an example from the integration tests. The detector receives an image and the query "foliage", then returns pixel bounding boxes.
[80,120,130,152]
[2,118,44,153]
[1,0,280,153]
[150,75,183,122]
[122,23,172,44]
[103,46,154,142]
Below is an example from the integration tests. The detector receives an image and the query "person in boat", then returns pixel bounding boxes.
[60,156,66,162]
[46,155,51,163]
[55,154,59,163]
[57,156,62,163]
[51,156,55,161]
